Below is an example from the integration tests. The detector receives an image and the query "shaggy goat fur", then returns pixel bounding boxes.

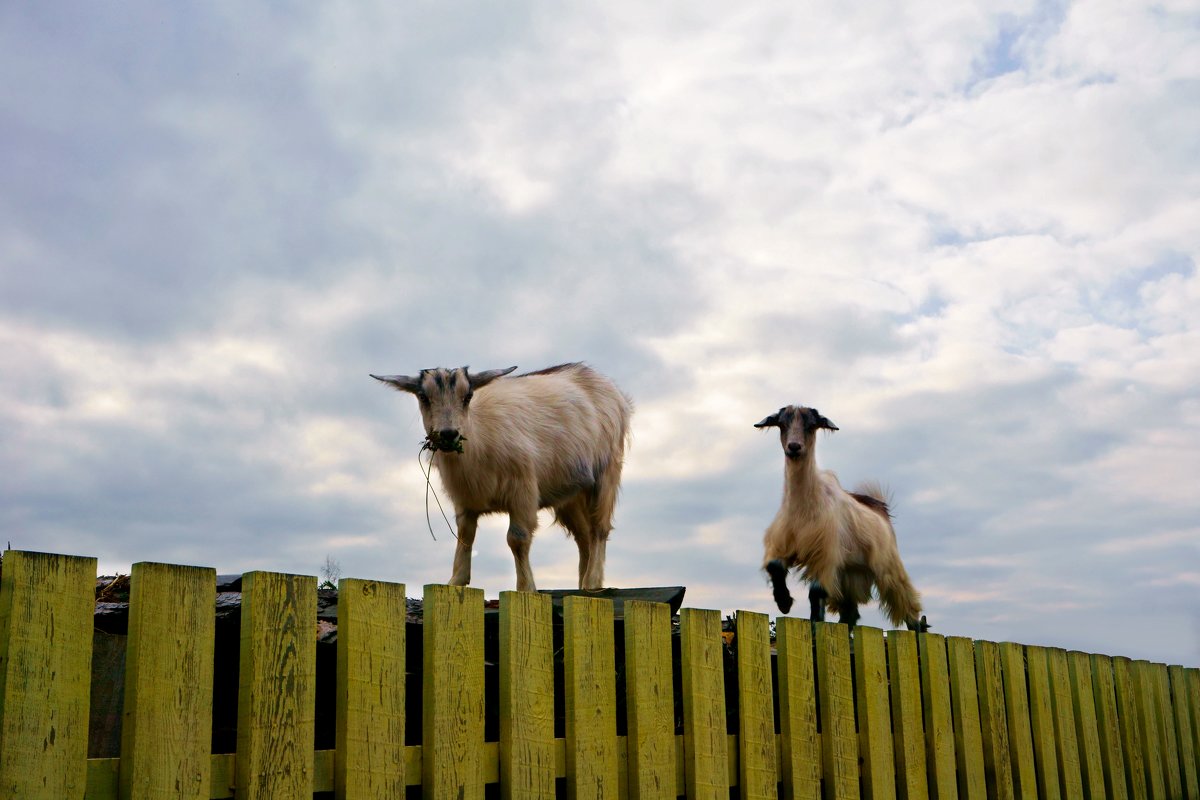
[755,405,926,630]
[372,362,632,592]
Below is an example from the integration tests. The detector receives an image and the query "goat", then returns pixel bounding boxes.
[755,405,927,631]
[371,363,632,592]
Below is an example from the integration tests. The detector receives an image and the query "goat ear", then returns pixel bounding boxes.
[370,373,422,393]
[468,366,517,389]
[754,413,781,429]
[814,414,839,431]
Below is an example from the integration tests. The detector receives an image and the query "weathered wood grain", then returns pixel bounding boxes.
[499,590,555,800]
[815,622,857,799]
[680,608,727,800]
[854,626,895,800]
[947,636,986,800]
[999,642,1040,800]
[919,632,958,800]
[623,600,675,800]
[735,611,776,799]
[775,617,820,800]
[1088,654,1129,800]
[564,595,619,799]
[120,562,216,800]
[887,630,927,800]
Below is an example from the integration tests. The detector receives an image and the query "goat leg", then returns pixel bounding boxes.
[807,582,828,622]
[766,559,794,614]
[905,615,931,632]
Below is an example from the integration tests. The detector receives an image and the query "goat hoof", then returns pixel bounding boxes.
[775,593,794,614]
[906,615,930,632]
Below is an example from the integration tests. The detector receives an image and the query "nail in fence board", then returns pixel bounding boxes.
[334,578,407,799]
[1110,656,1148,800]
[975,639,1014,800]
[1089,654,1130,800]
[563,595,619,799]
[815,622,857,800]
[947,636,987,800]
[735,611,776,800]
[854,626,895,800]
[0,550,96,799]
[999,642,1040,799]
[422,583,485,800]
[1066,650,1105,800]
[680,608,727,800]
[887,630,927,799]
[775,617,820,800]
[236,571,317,800]
[918,632,958,800]
[623,600,676,800]
[1168,665,1199,800]
[120,562,215,800]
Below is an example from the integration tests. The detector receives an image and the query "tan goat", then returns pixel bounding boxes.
[372,363,632,592]
[755,405,927,630]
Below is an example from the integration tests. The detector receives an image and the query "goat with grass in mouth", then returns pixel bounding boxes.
[372,363,632,592]
[755,405,928,631]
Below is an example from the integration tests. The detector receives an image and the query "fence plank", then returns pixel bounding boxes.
[998,643,1038,800]
[498,591,555,800]
[1189,669,1200,792]
[1026,646,1063,799]
[120,562,215,800]
[423,584,485,800]
[1131,660,1166,800]
[815,622,857,799]
[1047,648,1085,799]
[887,630,927,799]
[947,636,987,800]
[854,626,895,800]
[680,608,727,800]
[1110,656,1147,800]
[1089,655,1129,800]
[236,571,317,800]
[1066,651,1106,800]
[564,595,620,799]
[919,632,958,800]
[334,577,407,799]
[1148,662,1183,800]
[735,611,776,799]
[975,639,1014,800]
[0,550,96,800]
[775,617,820,800]
[624,600,675,800]
[1168,665,1199,800]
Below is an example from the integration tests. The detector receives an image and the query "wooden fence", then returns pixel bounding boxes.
[1,549,1198,799]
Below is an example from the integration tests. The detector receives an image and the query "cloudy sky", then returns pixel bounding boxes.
[3,1,1197,666]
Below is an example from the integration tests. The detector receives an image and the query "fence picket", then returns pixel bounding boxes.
[624,600,675,800]
[1089,655,1129,800]
[947,636,987,800]
[1047,648,1085,798]
[919,632,958,799]
[120,562,215,800]
[498,590,555,799]
[1131,660,1167,800]
[775,617,820,800]
[334,577,407,799]
[1027,646,1064,799]
[734,611,775,799]
[1066,650,1105,800]
[887,630,927,799]
[999,642,1039,799]
[236,571,317,800]
[423,583,485,799]
[564,595,620,799]
[1111,656,1148,800]
[1148,662,1183,800]
[0,550,96,799]
[853,626,895,800]
[1169,665,1199,799]
[680,608,727,800]
[975,639,1014,800]
[815,622,857,799]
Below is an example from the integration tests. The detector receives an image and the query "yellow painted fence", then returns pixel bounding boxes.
[1,549,1198,799]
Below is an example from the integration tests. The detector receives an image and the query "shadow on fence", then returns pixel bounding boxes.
[0,549,1197,799]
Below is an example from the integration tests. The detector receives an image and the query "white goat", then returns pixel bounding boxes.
[372,363,632,592]
[755,405,927,630]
